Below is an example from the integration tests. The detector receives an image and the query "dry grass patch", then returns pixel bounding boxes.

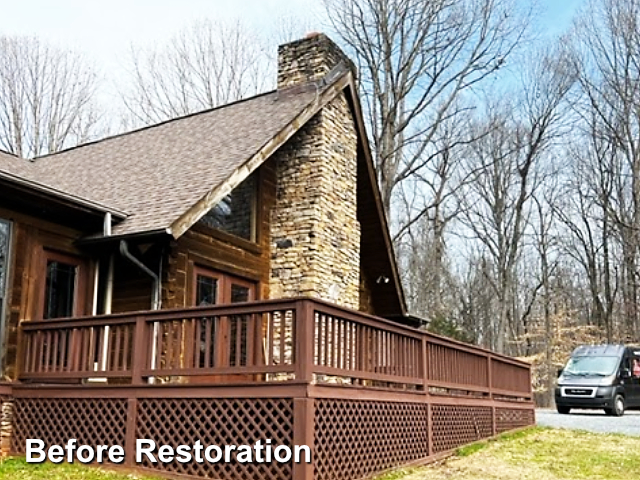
[0,457,159,480]
[379,427,640,480]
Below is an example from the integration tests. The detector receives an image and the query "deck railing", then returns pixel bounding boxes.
[17,298,532,399]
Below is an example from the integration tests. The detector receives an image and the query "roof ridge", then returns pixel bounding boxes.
[34,75,344,161]
[0,148,19,158]
[33,88,284,160]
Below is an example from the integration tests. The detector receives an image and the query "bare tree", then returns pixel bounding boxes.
[457,47,576,353]
[121,19,276,126]
[555,131,619,342]
[394,108,474,320]
[0,36,100,158]
[323,0,530,218]
[571,0,640,339]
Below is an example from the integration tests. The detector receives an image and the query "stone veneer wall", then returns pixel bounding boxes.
[0,397,12,457]
[269,91,360,309]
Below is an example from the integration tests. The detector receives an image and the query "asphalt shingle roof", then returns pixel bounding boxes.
[0,85,322,236]
[0,149,33,177]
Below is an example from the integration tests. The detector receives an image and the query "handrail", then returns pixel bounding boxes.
[20,298,302,328]
[307,297,531,368]
[17,297,532,399]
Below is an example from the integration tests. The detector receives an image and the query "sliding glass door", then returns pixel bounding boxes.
[0,219,10,373]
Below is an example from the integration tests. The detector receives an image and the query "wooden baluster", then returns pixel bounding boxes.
[113,326,122,372]
[246,314,255,367]
[175,319,183,370]
[267,313,275,366]
[122,325,130,372]
[194,318,202,368]
[234,315,246,367]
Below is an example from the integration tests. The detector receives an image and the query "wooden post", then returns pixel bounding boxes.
[427,402,433,457]
[487,355,493,398]
[125,398,138,466]
[488,355,496,435]
[422,337,429,395]
[292,397,314,480]
[295,300,315,384]
[423,337,433,456]
[14,326,25,380]
[131,316,148,385]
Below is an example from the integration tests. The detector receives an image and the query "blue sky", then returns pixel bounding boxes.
[0,1,320,77]
[538,0,583,36]
[0,0,582,55]
[0,0,583,109]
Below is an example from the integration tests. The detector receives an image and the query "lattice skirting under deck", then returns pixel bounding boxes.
[12,398,128,454]
[10,395,535,480]
[135,398,293,480]
[314,399,429,480]
[495,407,535,433]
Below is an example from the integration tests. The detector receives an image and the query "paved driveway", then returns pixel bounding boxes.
[536,408,640,436]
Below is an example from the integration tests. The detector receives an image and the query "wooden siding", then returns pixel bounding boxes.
[0,206,94,379]
[111,254,154,313]
[163,161,277,308]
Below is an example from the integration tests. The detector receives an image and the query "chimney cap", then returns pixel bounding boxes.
[277,32,356,89]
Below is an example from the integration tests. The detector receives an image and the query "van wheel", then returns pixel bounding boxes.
[557,406,570,414]
[611,394,625,417]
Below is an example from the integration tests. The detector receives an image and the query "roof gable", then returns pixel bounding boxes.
[343,82,408,318]
[0,69,407,317]
[13,85,328,237]
[170,71,353,239]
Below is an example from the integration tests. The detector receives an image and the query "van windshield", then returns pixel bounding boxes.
[563,356,620,376]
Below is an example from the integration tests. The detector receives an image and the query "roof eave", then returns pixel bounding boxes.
[75,228,172,246]
[342,78,409,317]
[0,170,128,220]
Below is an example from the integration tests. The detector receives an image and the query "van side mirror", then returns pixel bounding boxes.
[620,368,632,379]
[557,368,563,378]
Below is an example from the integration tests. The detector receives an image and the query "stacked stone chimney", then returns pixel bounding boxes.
[277,33,356,89]
[269,34,361,309]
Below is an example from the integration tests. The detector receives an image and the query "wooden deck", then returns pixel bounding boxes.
[9,298,535,480]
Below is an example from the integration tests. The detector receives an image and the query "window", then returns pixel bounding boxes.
[192,267,255,306]
[230,284,251,303]
[40,251,87,319]
[44,261,77,319]
[195,274,220,306]
[200,173,257,242]
[0,219,11,371]
[191,267,256,368]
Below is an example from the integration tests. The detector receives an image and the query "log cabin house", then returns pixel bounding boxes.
[0,33,407,380]
[0,34,534,480]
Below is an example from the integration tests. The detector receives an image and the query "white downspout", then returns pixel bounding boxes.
[99,255,114,374]
[92,261,99,316]
[91,214,114,381]
[102,214,114,373]
[119,240,160,384]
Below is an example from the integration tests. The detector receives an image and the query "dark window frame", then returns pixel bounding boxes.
[0,219,11,374]
[191,265,256,306]
[38,250,88,320]
[198,172,259,244]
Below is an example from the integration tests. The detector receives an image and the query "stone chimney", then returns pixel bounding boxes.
[270,34,361,309]
[277,33,356,89]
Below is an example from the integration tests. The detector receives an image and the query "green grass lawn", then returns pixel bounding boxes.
[2,428,639,480]
[379,427,640,480]
[0,457,158,480]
